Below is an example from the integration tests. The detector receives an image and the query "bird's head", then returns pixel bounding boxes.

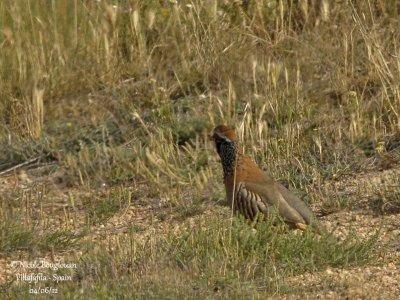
[209,125,238,158]
[209,125,237,143]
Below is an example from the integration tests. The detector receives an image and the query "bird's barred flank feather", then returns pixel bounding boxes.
[235,182,269,221]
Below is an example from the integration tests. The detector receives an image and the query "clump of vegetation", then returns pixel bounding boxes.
[369,174,400,215]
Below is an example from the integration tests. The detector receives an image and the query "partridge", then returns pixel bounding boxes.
[210,124,319,231]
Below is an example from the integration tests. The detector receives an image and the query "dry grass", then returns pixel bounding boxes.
[1,0,400,298]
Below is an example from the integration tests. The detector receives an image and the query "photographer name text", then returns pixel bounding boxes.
[10,259,78,294]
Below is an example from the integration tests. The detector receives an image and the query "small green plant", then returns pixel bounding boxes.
[321,196,353,215]
[84,187,132,225]
[370,181,400,215]
[0,222,78,253]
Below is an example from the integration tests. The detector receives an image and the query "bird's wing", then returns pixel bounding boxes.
[235,181,307,227]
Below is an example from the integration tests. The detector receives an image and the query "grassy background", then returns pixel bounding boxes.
[1,0,399,298]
